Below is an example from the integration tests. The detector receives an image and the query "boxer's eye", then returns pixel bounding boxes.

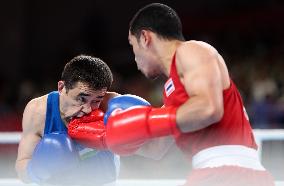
[77,96,86,104]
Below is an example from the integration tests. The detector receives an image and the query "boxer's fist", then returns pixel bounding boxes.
[72,109,104,123]
[68,109,107,149]
[104,94,150,124]
[105,106,180,155]
[27,132,79,183]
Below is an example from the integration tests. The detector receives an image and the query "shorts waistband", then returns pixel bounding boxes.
[192,145,265,171]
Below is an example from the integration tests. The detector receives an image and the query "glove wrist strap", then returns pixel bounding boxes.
[148,107,181,137]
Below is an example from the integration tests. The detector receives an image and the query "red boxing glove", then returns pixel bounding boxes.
[68,109,107,149]
[105,106,181,154]
[72,109,104,123]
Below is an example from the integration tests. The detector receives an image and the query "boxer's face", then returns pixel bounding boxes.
[58,81,107,122]
[128,31,161,79]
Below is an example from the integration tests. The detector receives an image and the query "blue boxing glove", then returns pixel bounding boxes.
[103,94,151,155]
[27,132,79,184]
[74,144,120,185]
[104,94,151,124]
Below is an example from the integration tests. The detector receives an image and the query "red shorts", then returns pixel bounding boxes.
[183,166,275,186]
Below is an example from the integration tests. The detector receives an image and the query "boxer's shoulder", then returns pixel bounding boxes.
[22,95,47,136]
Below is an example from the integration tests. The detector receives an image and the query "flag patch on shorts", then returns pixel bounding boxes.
[164,78,175,97]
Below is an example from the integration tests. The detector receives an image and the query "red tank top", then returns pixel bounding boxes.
[163,55,257,157]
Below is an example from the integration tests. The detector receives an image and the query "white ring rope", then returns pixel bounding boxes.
[0,130,283,185]
[0,179,283,186]
[0,132,21,144]
[2,129,284,157]
[2,130,284,144]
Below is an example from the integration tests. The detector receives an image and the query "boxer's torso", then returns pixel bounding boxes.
[163,51,257,157]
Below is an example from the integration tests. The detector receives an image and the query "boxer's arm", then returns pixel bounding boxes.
[15,99,43,183]
[104,43,225,152]
[135,105,174,159]
[175,42,225,132]
[135,136,174,160]
[99,92,120,112]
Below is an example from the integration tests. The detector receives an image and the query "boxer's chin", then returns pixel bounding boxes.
[145,71,161,80]
[141,69,158,79]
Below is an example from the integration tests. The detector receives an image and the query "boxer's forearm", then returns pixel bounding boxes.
[15,159,32,183]
[135,136,174,160]
[105,106,180,155]
[176,96,223,133]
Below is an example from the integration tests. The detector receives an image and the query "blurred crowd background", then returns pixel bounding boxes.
[0,0,284,181]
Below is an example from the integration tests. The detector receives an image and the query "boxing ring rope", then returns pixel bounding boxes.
[253,129,284,161]
[0,179,186,186]
[0,179,283,186]
[0,132,21,144]
[2,129,284,157]
[0,130,284,186]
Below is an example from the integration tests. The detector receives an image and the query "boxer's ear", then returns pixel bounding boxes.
[140,30,152,49]
[58,81,65,93]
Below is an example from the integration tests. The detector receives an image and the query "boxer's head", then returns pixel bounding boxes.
[128,3,185,79]
[58,55,113,122]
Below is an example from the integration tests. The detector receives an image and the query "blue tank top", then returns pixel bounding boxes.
[44,91,67,134]
[44,91,120,185]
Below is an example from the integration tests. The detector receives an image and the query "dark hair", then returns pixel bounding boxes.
[129,3,184,41]
[61,55,113,91]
